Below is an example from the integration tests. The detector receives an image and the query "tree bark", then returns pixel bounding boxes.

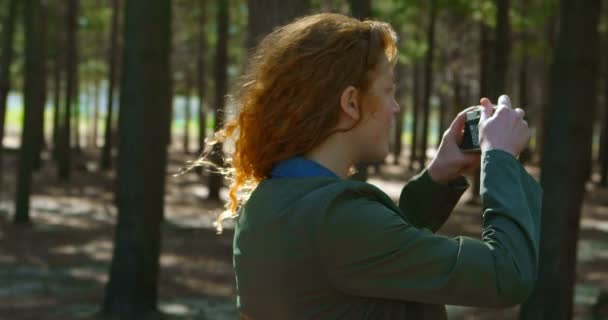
[393,63,406,165]
[32,0,47,171]
[72,66,80,153]
[520,1,602,319]
[102,0,171,317]
[470,21,494,204]
[196,0,207,175]
[246,0,310,50]
[452,72,463,123]
[492,0,510,98]
[82,85,90,148]
[436,93,446,149]
[349,0,371,20]
[58,0,78,180]
[519,51,533,164]
[15,0,45,225]
[601,35,608,187]
[52,44,62,161]
[418,0,437,170]
[0,0,18,189]
[535,14,558,163]
[101,0,120,170]
[0,0,18,147]
[517,0,529,124]
[207,0,229,201]
[183,78,191,154]
[92,79,100,148]
[409,62,421,170]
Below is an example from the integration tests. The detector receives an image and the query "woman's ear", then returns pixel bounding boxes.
[340,86,361,121]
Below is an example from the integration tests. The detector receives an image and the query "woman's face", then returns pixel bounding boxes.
[354,61,400,163]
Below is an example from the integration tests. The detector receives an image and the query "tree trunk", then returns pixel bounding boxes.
[101,0,120,170]
[15,0,45,225]
[601,34,608,187]
[472,0,509,203]
[519,53,533,164]
[207,0,229,201]
[0,0,18,189]
[58,0,78,180]
[600,99,607,186]
[492,0,510,98]
[183,79,191,154]
[393,63,406,165]
[82,85,90,148]
[102,0,171,317]
[436,93,446,149]
[73,79,80,153]
[470,22,494,204]
[452,72,463,122]
[196,0,207,175]
[535,14,558,163]
[33,1,48,171]
[418,0,437,170]
[517,0,532,165]
[49,1,63,162]
[246,0,310,50]
[349,0,371,20]
[52,46,62,161]
[92,80,100,148]
[520,1,602,319]
[409,62,421,170]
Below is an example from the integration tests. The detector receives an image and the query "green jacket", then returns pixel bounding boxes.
[233,150,542,319]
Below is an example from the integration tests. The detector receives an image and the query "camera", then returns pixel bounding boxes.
[459,107,494,152]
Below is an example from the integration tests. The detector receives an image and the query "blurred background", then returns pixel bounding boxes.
[0,0,607,319]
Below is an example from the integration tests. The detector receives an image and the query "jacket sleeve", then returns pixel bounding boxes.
[321,149,542,307]
[398,168,468,232]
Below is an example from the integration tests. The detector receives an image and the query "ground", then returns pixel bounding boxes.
[1,149,607,320]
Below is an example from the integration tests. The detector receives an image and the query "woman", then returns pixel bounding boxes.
[208,13,541,319]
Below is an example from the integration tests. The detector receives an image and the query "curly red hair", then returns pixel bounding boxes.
[204,13,398,230]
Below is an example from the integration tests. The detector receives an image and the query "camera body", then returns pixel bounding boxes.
[459,107,495,152]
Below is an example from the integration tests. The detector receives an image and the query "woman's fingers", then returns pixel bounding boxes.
[445,106,479,142]
[498,94,512,108]
[479,98,494,122]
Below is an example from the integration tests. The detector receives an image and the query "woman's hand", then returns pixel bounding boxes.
[427,106,482,185]
[479,95,530,157]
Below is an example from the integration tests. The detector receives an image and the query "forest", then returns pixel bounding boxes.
[0,0,607,319]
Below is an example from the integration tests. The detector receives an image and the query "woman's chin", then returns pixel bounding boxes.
[362,149,389,164]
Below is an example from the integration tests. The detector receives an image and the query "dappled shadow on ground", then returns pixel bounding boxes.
[0,149,238,319]
[0,150,607,319]
[0,209,237,319]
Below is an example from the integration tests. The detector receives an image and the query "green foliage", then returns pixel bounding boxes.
[74,0,111,88]
[310,0,349,13]
[0,0,585,125]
